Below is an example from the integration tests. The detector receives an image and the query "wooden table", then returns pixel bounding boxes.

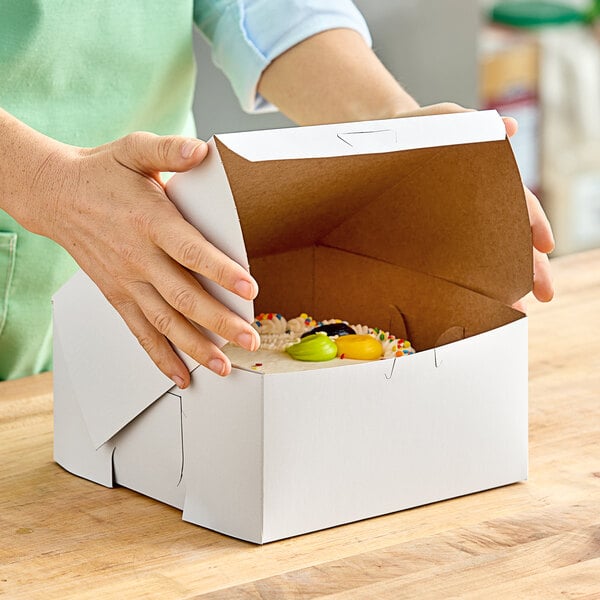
[2,250,599,599]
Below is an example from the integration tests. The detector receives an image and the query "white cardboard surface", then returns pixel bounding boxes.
[215,110,505,161]
[53,322,115,486]
[181,369,266,542]
[53,271,191,448]
[260,319,527,541]
[112,390,187,510]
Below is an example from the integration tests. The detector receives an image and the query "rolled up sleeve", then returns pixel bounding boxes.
[194,0,372,113]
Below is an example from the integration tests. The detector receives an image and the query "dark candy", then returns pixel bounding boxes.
[301,322,356,339]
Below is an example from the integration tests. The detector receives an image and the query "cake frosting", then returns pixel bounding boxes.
[222,312,416,374]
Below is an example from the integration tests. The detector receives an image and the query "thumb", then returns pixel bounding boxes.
[114,131,208,175]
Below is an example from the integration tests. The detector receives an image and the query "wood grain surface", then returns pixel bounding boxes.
[1,250,599,599]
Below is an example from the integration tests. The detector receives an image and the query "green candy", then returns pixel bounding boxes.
[286,334,338,362]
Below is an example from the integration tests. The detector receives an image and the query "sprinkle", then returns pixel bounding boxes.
[403,341,411,348]
[340,353,346,359]
[254,362,263,367]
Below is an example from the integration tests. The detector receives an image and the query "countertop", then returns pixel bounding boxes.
[1,249,599,599]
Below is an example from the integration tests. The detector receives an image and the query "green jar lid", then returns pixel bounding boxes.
[491,1,585,27]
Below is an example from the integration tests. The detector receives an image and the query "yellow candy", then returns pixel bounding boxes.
[335,334,383,360]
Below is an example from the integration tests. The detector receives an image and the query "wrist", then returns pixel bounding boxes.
[0,113,81,239]
[25,142,82,240]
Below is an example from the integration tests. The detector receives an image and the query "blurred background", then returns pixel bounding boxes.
[192,0,600,257]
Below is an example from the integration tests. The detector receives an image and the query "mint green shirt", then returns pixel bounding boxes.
[0,1,370,380]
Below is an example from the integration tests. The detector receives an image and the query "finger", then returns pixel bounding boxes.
[524,186,555,254]
[113,132,209,175]
[150,209,259,301]
[140,256,260,350]
[532,247,554,302]
[397,102,473,118]
[502,116,518,138]
[107,293,192,388]
[126,281,234,377]
[107,184,259,302]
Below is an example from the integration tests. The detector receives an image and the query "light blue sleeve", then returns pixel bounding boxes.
[193,0,372,113]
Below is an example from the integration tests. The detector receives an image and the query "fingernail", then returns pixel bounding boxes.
[181,140,205,159]
[234,279,256,299]
[208,358,226,376]
[172,375,186,389]
[236,331,258,351]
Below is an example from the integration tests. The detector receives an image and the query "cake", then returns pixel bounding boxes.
[221,313,415,374]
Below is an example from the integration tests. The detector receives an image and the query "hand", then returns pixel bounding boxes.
[396,103,555,307]
[502,116,555,305]
[28,133,260,388]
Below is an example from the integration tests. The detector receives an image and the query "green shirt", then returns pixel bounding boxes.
[1,2,198,379]
[0,0,369,380]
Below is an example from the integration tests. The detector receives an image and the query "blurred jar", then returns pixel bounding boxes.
[481,1,600,255]
[541,22,600,254]
[480,23,542,196]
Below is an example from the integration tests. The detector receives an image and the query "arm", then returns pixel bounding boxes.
[0,108,260,387]
[258,29,554,303]
[258,28,419,124]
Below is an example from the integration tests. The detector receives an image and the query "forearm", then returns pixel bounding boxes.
[0,107,75,236]
[257,28,419,125]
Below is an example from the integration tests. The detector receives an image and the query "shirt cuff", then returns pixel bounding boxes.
[194,1,372,113]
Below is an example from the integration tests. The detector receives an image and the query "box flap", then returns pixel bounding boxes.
[321,139,532,305]
[215,111,505,161]
[249,245,524,353]
[214,111,532,305]
[165,138,254,329]
[52,270,192,449]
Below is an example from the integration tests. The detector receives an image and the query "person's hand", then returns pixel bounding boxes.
[502,115,555,306]
[25,133,260,388]
[396,103,555,307]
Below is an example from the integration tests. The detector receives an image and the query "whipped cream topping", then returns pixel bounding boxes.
[251,312,415,358]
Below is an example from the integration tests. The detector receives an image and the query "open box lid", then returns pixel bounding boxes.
[53,110,532,449]
[211,110,532,306]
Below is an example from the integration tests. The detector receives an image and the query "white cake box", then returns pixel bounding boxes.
[53,111,532,544]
